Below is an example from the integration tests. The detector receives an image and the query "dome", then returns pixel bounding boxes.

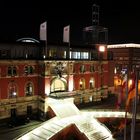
[16,37,40,43]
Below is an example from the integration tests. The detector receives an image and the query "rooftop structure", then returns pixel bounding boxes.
[83,4,108,45]
[107,43,140,98]
[107,43,140,48]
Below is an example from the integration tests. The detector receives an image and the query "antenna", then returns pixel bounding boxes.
[92,4,99,26]
[83,3,108,44]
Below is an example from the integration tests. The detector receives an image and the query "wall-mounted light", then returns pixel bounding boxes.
[13,92,17,96]
[80,81,83,85]
[114,67,117,74]
[129,79,132,88]
[43,55,46,59]
[99,45,105,52]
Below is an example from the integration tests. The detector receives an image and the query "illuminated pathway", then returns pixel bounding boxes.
[16,98,134,140]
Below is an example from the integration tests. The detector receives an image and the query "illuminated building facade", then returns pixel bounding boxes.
[0,39,114,120]
[107,43,140,94]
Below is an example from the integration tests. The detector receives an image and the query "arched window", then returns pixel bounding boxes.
[51,78,66,93]
[8,82,17,98]
[79,78,85,90]
[89,78,95,89]
[25,82,33,96]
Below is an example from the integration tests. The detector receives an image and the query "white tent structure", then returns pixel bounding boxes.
[15,98,114,140]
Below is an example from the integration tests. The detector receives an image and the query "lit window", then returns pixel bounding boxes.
[71,52,80,59]
[8,82,17,98]
[80,65,86,73]
[64,51,66,58]
[70,51,72,59]
[81,52,89,59]
[25,82,33,96]
[89,78,95,89]
[79,78,85,90]
[49,49,57,58]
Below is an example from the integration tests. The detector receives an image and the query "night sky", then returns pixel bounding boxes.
[0,0,140,44]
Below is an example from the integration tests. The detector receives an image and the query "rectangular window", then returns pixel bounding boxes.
[70,51,89,59]
[64,51,66,58]
[8,66,17,76]
[0,50,10,58]
[71,52,80,59]
[81,52,89,59]
[70,51,72,59]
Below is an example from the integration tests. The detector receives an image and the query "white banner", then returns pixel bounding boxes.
[40,21,47,41]
[63,25,70,43]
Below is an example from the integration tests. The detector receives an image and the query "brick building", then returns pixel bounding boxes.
[107,43,140,95]
[0,39,114,121]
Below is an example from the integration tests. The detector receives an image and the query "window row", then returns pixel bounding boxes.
[79,78,95,90]
[50,77,96,93]
[9,82,34,98]
[79,64,103,73]
[7,65,34,76]
[70,51,89,59]
[5,64,101,76]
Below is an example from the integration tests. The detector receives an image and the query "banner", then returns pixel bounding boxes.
[40,21,47,41]
[122,74,127,88]
[126,73,136,109]
[116,74,127,109]
[63,25,70,43]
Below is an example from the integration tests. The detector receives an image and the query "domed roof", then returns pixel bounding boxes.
[16,37,40,43]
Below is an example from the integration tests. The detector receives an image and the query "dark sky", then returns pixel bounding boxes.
[0,0,140,44]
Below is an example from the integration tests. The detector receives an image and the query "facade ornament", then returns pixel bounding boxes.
[54,62,64,77]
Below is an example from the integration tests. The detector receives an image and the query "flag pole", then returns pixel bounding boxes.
[45,22,47,59]
[63,25,70,59]
[40,21,47,59]
[131,70,138,140]
[124,70,128,140]
[68,25,70,59]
